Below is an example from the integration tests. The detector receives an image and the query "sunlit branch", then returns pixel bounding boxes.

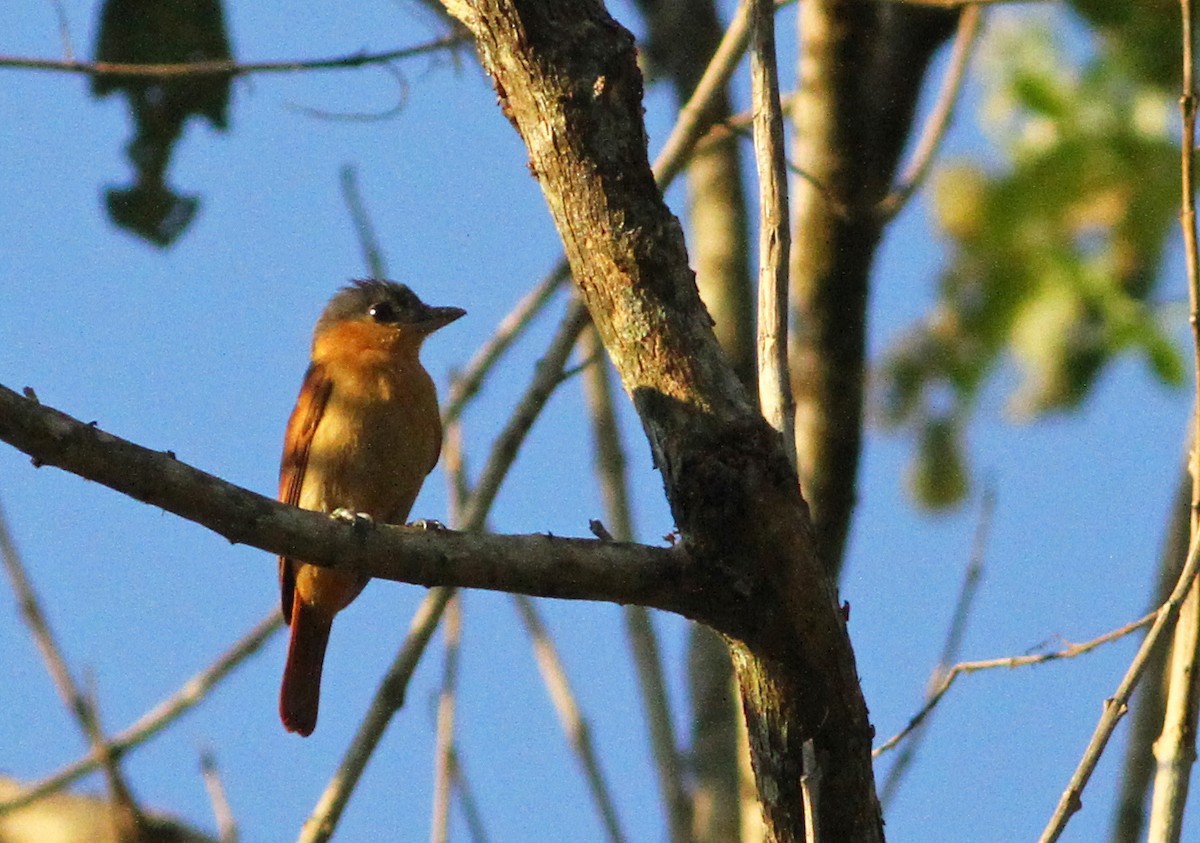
[748,0,795,468]
[513,594,627,843]
[1039,535,1200,843]
[200,750,239,843]
[430,594,462,843]
[1144,0,1200,837]
[300,587,455,843]
[875,5,983,221]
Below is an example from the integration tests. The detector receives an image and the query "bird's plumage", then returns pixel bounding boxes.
[278,280,463,736]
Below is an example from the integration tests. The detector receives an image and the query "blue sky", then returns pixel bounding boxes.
[1,2,1194,841]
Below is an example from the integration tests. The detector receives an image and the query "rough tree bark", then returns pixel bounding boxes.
[438,1,880,840]
[636,1,756,838]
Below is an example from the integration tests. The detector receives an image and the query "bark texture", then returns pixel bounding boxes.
[440,1,881,839]
[637,1,755,838]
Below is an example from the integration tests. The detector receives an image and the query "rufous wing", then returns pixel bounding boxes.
[278,362,333,624]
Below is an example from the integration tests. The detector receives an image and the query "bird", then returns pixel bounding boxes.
[277,280,465,736]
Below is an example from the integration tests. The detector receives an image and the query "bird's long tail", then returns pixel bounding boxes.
[280,593,333,737]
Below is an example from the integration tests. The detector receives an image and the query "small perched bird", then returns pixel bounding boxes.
[278,280,465,736]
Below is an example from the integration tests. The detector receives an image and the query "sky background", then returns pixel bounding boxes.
[0,2,1194,841]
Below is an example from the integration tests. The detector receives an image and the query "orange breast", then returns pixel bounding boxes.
[289,321,443,611]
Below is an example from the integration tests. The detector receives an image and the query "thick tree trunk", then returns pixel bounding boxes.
[438,2,882,839]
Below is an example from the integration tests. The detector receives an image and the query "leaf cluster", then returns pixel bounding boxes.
[880,19,1183,509]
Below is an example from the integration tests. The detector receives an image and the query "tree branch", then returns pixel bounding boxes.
[0,383,697,617]
[0,35,466,78]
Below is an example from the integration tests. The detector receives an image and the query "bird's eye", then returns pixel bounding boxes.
[368,301,398,323]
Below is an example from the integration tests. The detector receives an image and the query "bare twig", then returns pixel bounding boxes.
[749,0,795,468]
[201,750,239,843]
[430,594,463,843]
[1109,468,1192,843]
[340,164,388,279]
[879,484,995,805]
[444,266,570,425]
[285,63,409,123]
[0,493,143,835]
[875,4,983,220]
[1037,524,1200,843]
[1144,1,1200,838]
[0,34,466,77]
[0,610,282,815]
[877,609,1158,758]
[581,325,692,842]
[512,594,627,843]
[653,0,754,187]
[300,587,456,843]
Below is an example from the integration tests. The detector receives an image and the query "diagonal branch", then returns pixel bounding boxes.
[0,609,281,815]
[0,492,145,839]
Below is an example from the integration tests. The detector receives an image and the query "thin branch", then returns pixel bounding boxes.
[340,164,388,279]
[0,610,282,815]
[50,0,75,62]
[0,492,143,833]
[800,739,821,843]
[299,587,456,843]
[1037,521,1200,843]
[879,484,994,805]
[749,0,795,469]
[652,0,754,187]
[286,63,409,123]
[1145,0,1200,837]
[512,594,627,843]
[0,34,467,77]
[876,609,1158,758]
[443,266,570,425]
[201,750,239,843]
[430,594,462,843]
[875,4,983,220]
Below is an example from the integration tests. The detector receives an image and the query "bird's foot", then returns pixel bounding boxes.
[409,519,446,532]
[330,508,375,535]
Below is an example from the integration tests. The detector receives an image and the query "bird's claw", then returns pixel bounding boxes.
[330,508,375,534]
[409,519,446,532]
